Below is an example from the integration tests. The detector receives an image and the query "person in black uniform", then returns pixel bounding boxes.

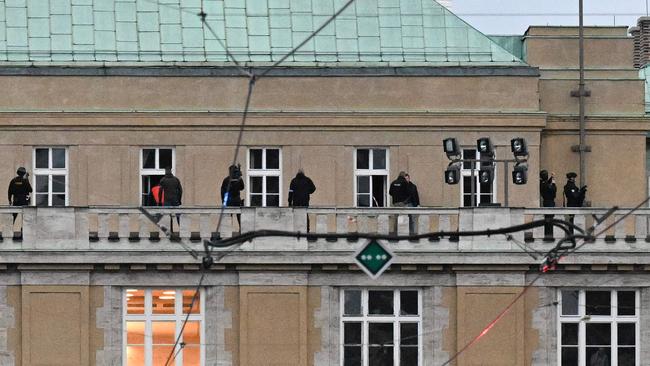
[540,170,557,238]
[389,171,410,207]
[158,167,183,230]
[221,164,245,228]
[564,172,587,232]
[288,169,316,232]
[7,167,32,224]
[564,172,586,207]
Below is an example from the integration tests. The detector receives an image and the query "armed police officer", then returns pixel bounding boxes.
[221,164,245,228]
[7,167,32,223]
[539,170,557,238]
[564,172,587,232]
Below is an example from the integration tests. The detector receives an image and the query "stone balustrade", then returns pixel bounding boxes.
[0,207,649,256]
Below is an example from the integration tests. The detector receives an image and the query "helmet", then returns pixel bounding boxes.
[16,167,26,176]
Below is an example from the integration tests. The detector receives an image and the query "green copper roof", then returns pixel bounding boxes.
[0,0,523,65]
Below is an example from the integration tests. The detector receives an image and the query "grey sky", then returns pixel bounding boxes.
[452,0,649,35]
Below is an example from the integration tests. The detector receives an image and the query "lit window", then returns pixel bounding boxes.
[247,148,281,207]
[124,288,203,366]
[140,148,175,206]
[355,149,388,207]
[33,147,68,206]
[460,149,496,207]
[559,289,638,366]
[341,289,421,365]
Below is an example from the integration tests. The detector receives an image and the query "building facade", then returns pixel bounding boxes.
[0,0,648,365]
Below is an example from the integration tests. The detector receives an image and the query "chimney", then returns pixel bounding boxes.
[634,17,650,68]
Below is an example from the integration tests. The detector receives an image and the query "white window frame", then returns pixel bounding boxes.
[246,147,282,207]
[123,288,205,366]
[354,148,389,207]
[460,148,497,207]
[32,147,69,206]
[557,289,640,366]
[139,147,176,205]
[340,288,422,366]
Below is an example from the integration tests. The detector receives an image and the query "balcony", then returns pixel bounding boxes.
[1,207,649,266]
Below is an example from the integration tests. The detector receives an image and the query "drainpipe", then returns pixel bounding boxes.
[572,0,591,188]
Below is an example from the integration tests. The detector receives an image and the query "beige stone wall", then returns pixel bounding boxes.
[0,76,540,112]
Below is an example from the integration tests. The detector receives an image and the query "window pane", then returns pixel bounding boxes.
[357,176,370,194]
[266,149,280,169]
[52,194,66,206]
[126,289,145,314]
[153,346,175,366]
[372,175,386,207]
[586,291,611,315]
[561,347,578,365]
[52,175,66,193]
[562,290,579,315]
[152,321,176,344]
[126,321,145,344]
[462,150,475,169]
[618,323,635,345]
[184,321,200,345]
[368,346,393,366]
[152,289,176,315]
[463,176,472,195]
[36,175,48,193]
[159,149,173,170]
[183,346,200,366]
[344,346,362,366]
[251,177,263,194]
[357,149,369,170]
[400,323,418,345]
[142,175,163,206]
[372,149,386,170]
[480,181,493,195]
[463,194,472,207]
[266,176,279,193]
[344,290,362,315]
[250,149,263,169]
[368,291,393,315]
[250,195,263,207]
[344,322,362,344]
[183,289,200,314]
[142,149,156,169]
[561,323,578,345]
[126,346,145,366]
[266,194,280,207]
[586,323,611,345]
[369,322,393,345]
[618,291,636,316]
[400,291,418,316]
[586,347,610,366]
[357,194,370,207]
[52,148,66,168]
[618,348,636,366]
[400,347,418,366]
[35,194,48,207]
[35,148,49,169]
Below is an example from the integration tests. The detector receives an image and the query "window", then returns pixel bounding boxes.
[460,149,496,207]
[558,289,639,366]
[140,148,174,206]
[247,148,281,207]
[33,147,68,206]
[124,288,204,366]
[341,289,421,366]
[355,149,388,207]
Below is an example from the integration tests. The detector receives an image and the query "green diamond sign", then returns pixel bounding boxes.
[354,240,395,279]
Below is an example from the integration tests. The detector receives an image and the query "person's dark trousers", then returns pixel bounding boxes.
[542,201,555,240]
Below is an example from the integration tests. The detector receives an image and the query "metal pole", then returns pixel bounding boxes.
[471,162,476,207]
[578,0,586,188]
[503,161,509,207]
